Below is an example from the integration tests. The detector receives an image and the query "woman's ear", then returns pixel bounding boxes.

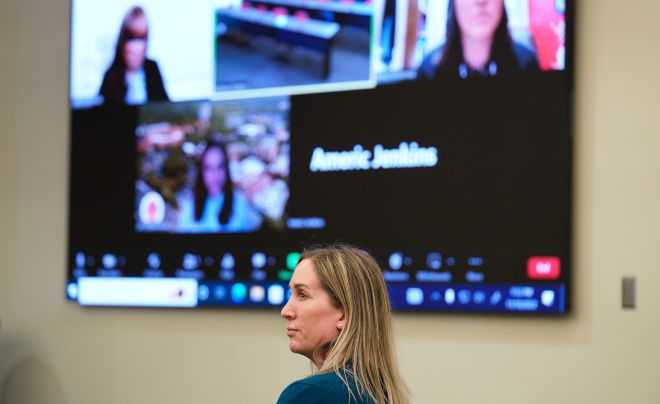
[337,310,345,330]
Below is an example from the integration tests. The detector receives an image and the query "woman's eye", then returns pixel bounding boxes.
[298,293,308,301]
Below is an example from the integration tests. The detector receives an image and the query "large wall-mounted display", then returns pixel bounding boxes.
[68,0,573,313]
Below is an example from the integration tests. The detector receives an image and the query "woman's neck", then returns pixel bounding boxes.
[311,353,326,369]
[461,35,494,70]
[125,69,137,81]
[207,188,222,198]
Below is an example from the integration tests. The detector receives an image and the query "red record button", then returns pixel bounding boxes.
[527,257,561,279]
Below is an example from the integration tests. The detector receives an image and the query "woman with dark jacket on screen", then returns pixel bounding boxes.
[100,6,169,105]
[278,244,410,404]
[418,0,539,79]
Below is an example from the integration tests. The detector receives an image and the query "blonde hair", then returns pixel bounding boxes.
[301,243,410,404]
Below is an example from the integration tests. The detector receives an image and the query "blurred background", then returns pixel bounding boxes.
[1,0,659,403]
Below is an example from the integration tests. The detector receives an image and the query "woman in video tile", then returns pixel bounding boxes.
[177,141,261,233]
[418,0,539,79]
[99,6,169,105]
[278,244,410,404]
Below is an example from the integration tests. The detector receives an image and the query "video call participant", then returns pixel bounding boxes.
[278,244,411,404]
[418,0,539,79]
[177,141,261,233]
[99,6,169,105]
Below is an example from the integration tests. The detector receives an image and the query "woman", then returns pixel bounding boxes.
[278,244,410,404]
[99,6,169,105]
[177,141,261,233]
[418,0,539,79]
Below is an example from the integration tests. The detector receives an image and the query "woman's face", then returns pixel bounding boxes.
[454,0,504,40]
[281,259,344,362]
[202,147,227,197]
[123,16,148,71]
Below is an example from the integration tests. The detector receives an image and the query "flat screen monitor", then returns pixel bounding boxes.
[68,0,573,313]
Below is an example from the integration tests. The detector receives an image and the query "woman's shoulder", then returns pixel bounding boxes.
[512,42,540,71]
[276,377,329,404]
[417,44,445,80]
[143,58,160,72]
[277,371,372,404]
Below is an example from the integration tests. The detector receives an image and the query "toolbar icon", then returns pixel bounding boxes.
[267,284,285,305]
[406,288,423,305]
[527,257,561,279]
[249,285,266,303]
[489,291,502,305]
[389,252,404,271]
[541,290,555,307]
[445,289,456,305]
[426,252,442,270]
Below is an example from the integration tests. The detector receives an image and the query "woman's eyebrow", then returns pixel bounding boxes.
[291,283,310,291]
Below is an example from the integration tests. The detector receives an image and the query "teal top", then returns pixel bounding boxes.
[277,369,374,404]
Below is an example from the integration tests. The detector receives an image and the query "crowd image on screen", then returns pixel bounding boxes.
[135,99,290,234]
[100,6,169,105]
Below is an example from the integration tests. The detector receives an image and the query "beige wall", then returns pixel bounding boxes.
[1,0,659,403]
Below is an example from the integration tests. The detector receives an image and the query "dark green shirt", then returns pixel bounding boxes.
[277,370,374,404]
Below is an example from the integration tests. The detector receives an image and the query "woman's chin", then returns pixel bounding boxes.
[289,343,311,359]
[289,341,301,354]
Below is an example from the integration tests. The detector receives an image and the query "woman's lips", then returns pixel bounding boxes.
[474,11,493,23]
[287,328,298,337]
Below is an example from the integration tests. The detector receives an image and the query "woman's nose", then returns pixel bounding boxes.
[281,298,293,319]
